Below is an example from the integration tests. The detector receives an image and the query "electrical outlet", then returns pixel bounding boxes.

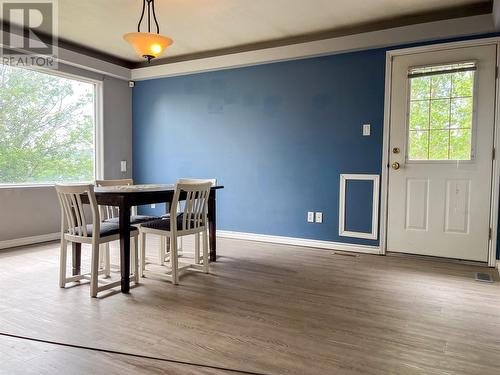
[120,160,127,173]
[151,204,156,209]
[363,124,371,136]
[315,212,323,223]
[307,211,315,223]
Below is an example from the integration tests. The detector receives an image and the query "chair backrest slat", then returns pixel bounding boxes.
[75,194,88,237]
[69,193,84,236]
[171,179,213,233]
[59,193,76,235]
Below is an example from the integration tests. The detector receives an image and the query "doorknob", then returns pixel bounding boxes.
[391,162,400,170]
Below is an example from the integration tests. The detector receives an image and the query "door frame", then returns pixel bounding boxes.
[380,37,500,267]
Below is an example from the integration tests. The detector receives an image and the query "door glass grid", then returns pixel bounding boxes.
[407,63,475,161]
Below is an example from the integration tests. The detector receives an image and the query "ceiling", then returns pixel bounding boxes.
[5,0,495,65]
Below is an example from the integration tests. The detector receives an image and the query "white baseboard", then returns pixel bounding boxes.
[497,261,500,277]
[217,230,381,254]
[0,232,60,250]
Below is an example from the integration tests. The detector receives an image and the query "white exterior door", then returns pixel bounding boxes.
[387,44,497,262]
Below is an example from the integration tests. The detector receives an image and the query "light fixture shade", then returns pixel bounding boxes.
[123,32,173,60]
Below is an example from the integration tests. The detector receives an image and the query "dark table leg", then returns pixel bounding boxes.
[208,190,217,262]
[72,242,81,276]
[119,199,131,293]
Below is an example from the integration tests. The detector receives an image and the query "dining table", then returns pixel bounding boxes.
[77,183,224,293]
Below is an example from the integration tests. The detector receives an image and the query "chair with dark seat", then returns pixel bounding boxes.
[139,179,212,284]
[159,178,216,266]
[55,183,139,297]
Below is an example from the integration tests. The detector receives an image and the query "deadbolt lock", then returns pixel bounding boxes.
[392,147,400,154]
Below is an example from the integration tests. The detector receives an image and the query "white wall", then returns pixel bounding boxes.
[0,64,132,244]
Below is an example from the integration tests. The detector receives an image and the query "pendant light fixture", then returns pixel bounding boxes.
[123,0,173,63]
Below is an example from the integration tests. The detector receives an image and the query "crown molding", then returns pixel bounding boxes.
[131,13,495,81]
[135,2,493,69]
[0,22,132,80]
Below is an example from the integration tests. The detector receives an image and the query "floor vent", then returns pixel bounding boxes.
[332,251,359,257]
[475,272,494,283]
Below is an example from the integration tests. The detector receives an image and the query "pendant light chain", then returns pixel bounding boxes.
[147,0,151,32]
[151,0,160,33]
[137,0,160,34]
[137,0,145,32]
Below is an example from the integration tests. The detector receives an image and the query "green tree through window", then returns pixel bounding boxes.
[0,65,95,184]
[408,63,474,161]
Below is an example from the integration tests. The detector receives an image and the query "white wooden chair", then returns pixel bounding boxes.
[139,179,212,284]
[95,179,159,276]
[55,183,139,297]
[159,178,216,266]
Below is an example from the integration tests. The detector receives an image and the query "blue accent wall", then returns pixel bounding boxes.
[133,48,385,246]
[133,32,500,258]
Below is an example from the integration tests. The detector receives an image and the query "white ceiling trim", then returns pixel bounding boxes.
[57,47,131,81]
[131,13,495,81]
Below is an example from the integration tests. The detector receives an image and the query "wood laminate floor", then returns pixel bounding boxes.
[0,237,499,375]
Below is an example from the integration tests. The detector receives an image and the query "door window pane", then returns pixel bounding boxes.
[407,63,475,161]
[449,129,472,160]
[409,100,429,130]
[450,97,473,129]
[452,71,474,97]
[431,74,452,99]
[410,76,430,100]
[408,130,429,160]
[429,130,449,160]
[430,99,450,129]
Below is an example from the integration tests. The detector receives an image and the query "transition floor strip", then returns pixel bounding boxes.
[0,331,271,375]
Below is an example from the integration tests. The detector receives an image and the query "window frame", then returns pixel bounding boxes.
[0,66,103,188]
[404,60,479,164]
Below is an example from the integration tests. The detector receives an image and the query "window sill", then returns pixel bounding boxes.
[0,182,94,189]
[0,183,56,189]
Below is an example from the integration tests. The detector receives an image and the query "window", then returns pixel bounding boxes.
[407,62,475,161]
[0,64,97,184]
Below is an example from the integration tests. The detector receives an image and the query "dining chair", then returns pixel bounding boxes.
[55,183,139,297]
[95,179,160,275]
[159,178,216,266]
[139,179,213,284]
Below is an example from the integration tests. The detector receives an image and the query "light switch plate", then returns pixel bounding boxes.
[120,160,127,173]
[307,212,315,223]
[363,124,371,136]
[315,212,323,223]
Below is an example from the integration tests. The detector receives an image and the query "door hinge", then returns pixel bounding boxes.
[493,148,496,160]
[496,66,499,79]
[489,228,492,240]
